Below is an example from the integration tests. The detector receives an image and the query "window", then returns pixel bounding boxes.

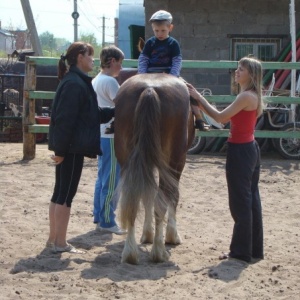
[229,36,283,61]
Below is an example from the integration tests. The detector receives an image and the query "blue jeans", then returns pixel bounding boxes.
[93,138,120,228]
[226,141,264,262]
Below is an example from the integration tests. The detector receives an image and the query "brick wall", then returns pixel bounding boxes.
[144,0,300,94]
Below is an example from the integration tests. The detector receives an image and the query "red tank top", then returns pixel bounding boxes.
[228,110,257,143]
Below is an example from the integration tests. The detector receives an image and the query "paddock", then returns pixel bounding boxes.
[0,143,299,299]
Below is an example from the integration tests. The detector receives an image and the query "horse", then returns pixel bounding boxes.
[114,73,195,264]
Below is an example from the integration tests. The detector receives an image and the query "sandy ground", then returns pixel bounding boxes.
[0,143,300,300]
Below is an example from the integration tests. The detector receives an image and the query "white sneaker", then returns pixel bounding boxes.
[95,224,127,235]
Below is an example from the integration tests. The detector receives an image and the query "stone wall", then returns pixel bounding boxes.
[144,0,300,94]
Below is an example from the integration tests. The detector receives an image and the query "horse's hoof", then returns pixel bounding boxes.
[121,248,139,264]
[165,234,182,245]
[140,233,154,244]
[151,250,170,263]
[121,254,139,265]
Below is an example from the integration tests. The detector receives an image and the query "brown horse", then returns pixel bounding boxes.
[114,73,195,264]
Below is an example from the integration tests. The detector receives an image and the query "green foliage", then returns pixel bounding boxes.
[79,32,98,45]
[0,51,8,58]
[39,31,57,49]
[56,38,71,54]
[79,32,102,58]
[38,31,103,58]
[39,32,70,57]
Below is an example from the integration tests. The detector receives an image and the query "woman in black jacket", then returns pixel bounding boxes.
[47,42,114,253]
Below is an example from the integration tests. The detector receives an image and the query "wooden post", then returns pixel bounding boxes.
[289,0,296,122]
[22,57,37,160]
[20,0,43,56]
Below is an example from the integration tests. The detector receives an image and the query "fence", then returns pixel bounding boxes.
[22,57,300,160]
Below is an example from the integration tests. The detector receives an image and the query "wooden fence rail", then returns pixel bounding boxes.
[22,57,300,160]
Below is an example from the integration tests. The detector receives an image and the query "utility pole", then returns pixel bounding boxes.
[20,0,42,56]
[102,16,105,48]
[72,0,80,42]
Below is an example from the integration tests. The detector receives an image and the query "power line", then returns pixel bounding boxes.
[76,1,115,43]
[77,3,100,32]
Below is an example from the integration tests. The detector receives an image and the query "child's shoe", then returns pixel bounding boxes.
[195,119,209,131]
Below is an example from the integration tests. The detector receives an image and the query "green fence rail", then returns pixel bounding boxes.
[22,57,300,160]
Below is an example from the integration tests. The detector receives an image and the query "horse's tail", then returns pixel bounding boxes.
[119,87,177,229]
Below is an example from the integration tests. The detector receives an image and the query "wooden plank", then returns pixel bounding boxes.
[28,91,56,99]
[196,129,300,138]
[28,124,49,133]
[29,124,300,139]
[26,57,59,66]
[27,57,300,70]
[205,95,300,104]
[122,60,300,70]
[27,91,300,105]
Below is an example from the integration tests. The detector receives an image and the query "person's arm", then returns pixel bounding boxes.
[99,107,115,124]
[93,77,118,123]
[138,53,149,74]
[170,39,182,76]
[51,81,82,157]
[187,83,255,123]
[170,55,182,77]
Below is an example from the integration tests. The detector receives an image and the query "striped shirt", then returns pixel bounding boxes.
[138,36,182,77]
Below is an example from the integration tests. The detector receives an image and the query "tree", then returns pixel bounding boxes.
[79,32,102,59]
[55,38,71,53]
[39,32,57,51]
[79,32,97,45]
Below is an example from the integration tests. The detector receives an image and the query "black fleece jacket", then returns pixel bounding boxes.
[48,66,114,158]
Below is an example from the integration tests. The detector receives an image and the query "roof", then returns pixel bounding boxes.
[0,29,15,37]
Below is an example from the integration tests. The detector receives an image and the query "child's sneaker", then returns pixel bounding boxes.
[195,119,209,131]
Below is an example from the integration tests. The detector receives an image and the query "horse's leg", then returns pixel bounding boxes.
[121,222,139,264]
[140,198,154,244]
[150,196,169,262]
[165,155,185,245]
[120,177,140,264]
[165,179,182,245]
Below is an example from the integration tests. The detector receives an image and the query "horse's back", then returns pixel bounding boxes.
[114,74,192,165]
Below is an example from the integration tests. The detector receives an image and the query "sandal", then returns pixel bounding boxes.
[45,241,54,248]
[219,252,230,260]
[53,243,85,254]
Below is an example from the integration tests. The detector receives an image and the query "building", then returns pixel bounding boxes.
[118,0,145,59]
[0,21,31,56]
[0,28,15,54]
[142,0,300,94]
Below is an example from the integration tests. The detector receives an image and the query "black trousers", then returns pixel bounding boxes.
[51,153,84,207]
[226,141,264,262]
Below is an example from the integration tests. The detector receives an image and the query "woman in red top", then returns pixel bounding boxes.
[187,56,264,263]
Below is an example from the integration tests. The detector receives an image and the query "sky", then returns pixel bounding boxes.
[0,0,119,43]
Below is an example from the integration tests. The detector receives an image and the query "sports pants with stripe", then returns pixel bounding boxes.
[93,137,120,228]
